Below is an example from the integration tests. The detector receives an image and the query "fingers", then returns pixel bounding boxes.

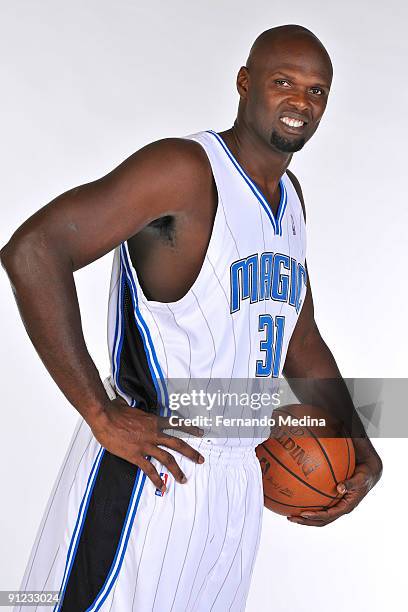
[287,516,327,526]
[159,433,205,464]
[137,457,166,492]
[138,440,203,489]
[337,466,373,495]
[290,465,376,526]
[288,507,336,526]
[288,496,355,526]
[135,434,206,489]
[147,446,187,484]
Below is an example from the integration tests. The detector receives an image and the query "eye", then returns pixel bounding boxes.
[274,79,291,87]
[310,87,324,95]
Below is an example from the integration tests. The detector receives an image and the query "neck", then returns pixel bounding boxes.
[219,119,292,188]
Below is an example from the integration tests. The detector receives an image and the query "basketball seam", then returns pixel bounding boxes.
[278,407,339,487]
[326,493,342,509]
[264,495,325,509]
[260,444,337,500]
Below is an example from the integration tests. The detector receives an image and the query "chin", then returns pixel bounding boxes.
[270,130,306,153]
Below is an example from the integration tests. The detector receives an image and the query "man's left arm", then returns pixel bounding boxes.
[282,171,383,526]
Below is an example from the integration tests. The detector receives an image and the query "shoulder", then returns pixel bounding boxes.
[102,136,213,215]
[126,137,212,184]
[286,169,306,223]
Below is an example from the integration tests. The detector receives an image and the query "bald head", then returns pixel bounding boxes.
[246,25,333,77]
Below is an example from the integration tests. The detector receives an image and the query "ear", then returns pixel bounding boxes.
[236,66,250,99]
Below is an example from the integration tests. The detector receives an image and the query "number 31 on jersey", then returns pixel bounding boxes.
[256,314,285,377]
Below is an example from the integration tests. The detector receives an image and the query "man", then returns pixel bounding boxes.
[1,24,382,612]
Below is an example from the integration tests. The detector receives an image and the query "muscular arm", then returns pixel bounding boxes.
[282,170,382,524]
[0,138,212,488]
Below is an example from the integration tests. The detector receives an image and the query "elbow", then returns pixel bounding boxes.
[0,239,20,273]
[1,230,72,282]
[0,232,47,279]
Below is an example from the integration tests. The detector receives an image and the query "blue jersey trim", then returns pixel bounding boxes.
[54,446,105,611]
[85,470,147,612]
[111,264,133,404]
[277,185,288,236]
[120,244,169,415]
[207,130,287,236]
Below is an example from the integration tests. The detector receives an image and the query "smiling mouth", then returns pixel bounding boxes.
[279,116,307,128]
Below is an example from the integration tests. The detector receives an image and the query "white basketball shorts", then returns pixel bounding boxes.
[14,386,264,611]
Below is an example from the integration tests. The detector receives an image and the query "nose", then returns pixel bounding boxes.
[286,90,311,113]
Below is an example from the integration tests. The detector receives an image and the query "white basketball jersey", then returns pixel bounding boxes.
[107,130,307,440]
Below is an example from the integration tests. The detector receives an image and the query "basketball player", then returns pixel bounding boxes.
[1,24,382,611]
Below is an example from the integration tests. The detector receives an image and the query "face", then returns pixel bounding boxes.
[238,36,332,153]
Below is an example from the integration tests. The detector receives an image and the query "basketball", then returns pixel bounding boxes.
[256,404,355,516]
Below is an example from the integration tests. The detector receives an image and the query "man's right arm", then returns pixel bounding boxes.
[0,138,211,490]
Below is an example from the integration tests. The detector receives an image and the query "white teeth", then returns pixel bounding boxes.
[280,117,305,128]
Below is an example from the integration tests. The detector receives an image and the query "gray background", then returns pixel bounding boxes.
[1,1,406,610]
